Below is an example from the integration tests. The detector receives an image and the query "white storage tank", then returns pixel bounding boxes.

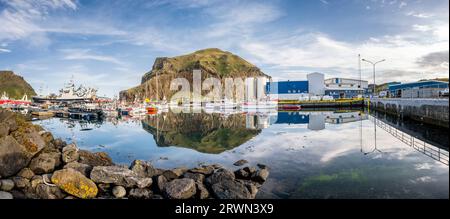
[307,72,325,95]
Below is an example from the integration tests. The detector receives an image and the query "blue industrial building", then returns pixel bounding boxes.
[388,80,448,97]
[266,80,309,94]
[324,89,361,99]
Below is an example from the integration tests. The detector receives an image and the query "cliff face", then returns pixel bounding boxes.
[119,48,269,102]
[0,71,36,99]
[141,112,261,154]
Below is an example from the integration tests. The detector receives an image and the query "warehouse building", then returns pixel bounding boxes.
[388,80,449,98]
[266,72,368,99]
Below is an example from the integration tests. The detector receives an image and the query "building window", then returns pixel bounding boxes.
[288,90,291,93]
[293,90,296,93]
[338,84,342,87]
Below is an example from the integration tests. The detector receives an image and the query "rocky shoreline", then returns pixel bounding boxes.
[0,109,269,199]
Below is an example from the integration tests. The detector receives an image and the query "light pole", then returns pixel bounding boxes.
[362,58,385,96]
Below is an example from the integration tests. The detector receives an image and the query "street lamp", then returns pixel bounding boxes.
[362,58,385,96]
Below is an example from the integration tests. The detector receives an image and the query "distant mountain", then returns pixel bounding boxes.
[0,71,36,99]
[120,48,269,102]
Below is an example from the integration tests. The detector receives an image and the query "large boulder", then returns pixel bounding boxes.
[163,178,196,199]
[29,152,59,174]
[78,150,113,166]
[0,191,13,199]
[63,162,92,177]
[112,186,126,198]
[183,172,205,183]
[62,144,79,163]
[90,166,152,188]
[205,168,235,185]
[12,176,30,189]
[156,175,168,192]
[0,179,15,191]
[17,168,35,179]
[210,179,252,199]
[251,169,269,183]
[130,160,159,178]
[0,136,41,177]
[10,124,46,155]
[51,168,98,199]
[163,167,188,180]
[206,168,252,199]
[196,182,210,199]
[129,188,153,199]
[0,110,18,133]
[35,184,66,199]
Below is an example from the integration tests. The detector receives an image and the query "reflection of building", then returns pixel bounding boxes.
[325,111,368,124]
[308,114,326,130]
[266,72,368,100]
[251,111,368,131]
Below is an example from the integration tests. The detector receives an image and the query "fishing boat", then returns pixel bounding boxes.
[32,78,98,103]
[0,92,32,106]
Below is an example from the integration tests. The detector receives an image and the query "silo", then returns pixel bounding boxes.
[256,77,268,101]
[307,72,325,95]
[246,77,256,102]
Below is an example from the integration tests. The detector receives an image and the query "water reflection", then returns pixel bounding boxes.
[139,110,370,154]
[32,108,449,199]
[141,112,262,154]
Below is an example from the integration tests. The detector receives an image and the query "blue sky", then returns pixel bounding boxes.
[0,0,448,97]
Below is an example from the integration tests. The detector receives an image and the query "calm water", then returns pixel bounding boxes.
[33,109,449,199]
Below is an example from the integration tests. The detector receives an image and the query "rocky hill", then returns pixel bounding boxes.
[119,48,269,102]
[0,71,36,99]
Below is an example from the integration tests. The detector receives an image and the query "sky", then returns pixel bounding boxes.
[0,0,448,97]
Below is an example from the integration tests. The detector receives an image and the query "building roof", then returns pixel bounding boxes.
[388,80,448,91]
[325,77,368,82]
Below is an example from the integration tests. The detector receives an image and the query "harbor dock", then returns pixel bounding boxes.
[367,98,449,128]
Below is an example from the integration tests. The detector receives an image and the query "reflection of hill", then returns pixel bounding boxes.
[141,112,261,154]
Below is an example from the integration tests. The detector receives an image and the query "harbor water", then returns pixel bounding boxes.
[33,108,449,199]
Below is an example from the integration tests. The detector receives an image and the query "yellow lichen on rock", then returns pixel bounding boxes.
[51,168,98,199]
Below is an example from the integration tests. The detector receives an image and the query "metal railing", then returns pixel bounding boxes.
[368,116,449,165]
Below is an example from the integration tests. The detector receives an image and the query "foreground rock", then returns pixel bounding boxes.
[163,178,196,199]
[51,168,98,199]
[0,191,13,199]
[90,166,152,188]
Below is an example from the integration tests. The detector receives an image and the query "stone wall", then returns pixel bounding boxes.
[367,98,449,128]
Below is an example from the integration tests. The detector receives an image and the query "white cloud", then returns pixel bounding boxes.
[0,0,77,45]
[60,49,125,65]
[413,24,433,32]
[319,0,329,5]
[406,11,433,18]
[0,48,11,53]
[239,24,449,83]
[399,1,407,9]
